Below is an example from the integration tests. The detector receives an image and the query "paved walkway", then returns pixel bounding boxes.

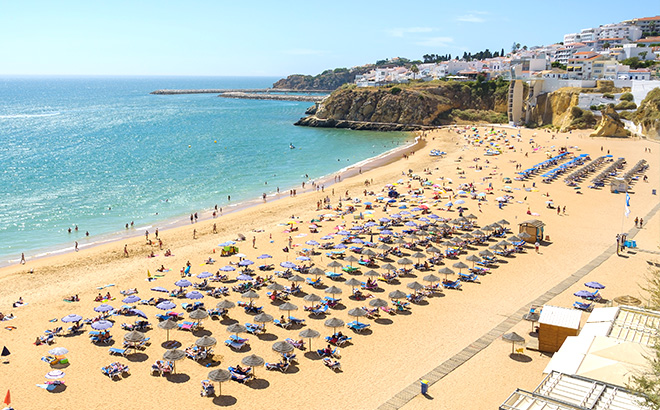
[377,202,660,410]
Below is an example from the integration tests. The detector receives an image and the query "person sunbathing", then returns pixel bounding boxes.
[157,265,166,272]
[164,249,172,256]
[148,251,156,258]
[12,297,24,308]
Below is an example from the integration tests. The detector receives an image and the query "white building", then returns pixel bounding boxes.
[598,23,642,41]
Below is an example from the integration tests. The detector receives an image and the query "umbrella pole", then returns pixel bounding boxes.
[218,381,222,396]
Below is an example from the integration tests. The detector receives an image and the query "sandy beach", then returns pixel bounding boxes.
[0,125,658,410]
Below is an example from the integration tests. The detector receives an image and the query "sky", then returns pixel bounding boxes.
[0,1,655,77]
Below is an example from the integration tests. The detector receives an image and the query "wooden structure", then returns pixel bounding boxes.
[518,219,545,243]
[610,178,628,193]
[537,305,581,353]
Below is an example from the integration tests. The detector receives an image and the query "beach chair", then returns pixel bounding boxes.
[225,339,247,350]
[361,281,379,291]
[246,323,265,334]
[380,306,396,315]
[41,355,60,365]
[323,297,341,308]
[177,321,196,331]
[347,321,370,333]
[325,334,352,346]
[306,277,323,287]
[285,338,305,350]
[265,361,289,372]
[109,347,128,356]
[325,271,343,280]
[457,272,479,283]
[200,379,215,397]
[573,301,593,311]
[322,358,342,371]
[316,347,340,359]
[310,305,329,317]
[289,316,305,326]
[274,318,291,329]
[442,280,462,290]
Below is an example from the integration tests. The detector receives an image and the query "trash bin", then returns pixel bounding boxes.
[421,379,429,395]
[653,189,657,195]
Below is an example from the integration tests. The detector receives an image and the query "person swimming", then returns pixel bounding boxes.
[289,143,295,149]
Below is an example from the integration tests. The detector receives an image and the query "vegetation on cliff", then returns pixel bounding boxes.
[273,67,371,90]
[302,78,509,127]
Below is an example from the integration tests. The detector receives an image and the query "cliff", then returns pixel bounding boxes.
[632,87,660,139]
[273,67,372,90]
[295,80,509,130]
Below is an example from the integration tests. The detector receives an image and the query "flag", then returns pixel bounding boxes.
[1,346,9,357]
[3,389,9,405]
[625,193,631,217]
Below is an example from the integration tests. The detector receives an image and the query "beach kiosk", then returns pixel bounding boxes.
[537,305,581,353]
[610,178,628,193]
[518,219,545,243]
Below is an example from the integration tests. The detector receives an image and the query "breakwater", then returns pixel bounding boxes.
[151,88,333,95]
[219,92,325,102]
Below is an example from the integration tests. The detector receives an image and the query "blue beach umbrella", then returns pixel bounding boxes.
[186,291,204,300]
[61,314,83,323]
[151,286,168,293]
[428,214,440,219]
[321,235,333,240]
[257,254,273,259]
[219,266,236,272]
[197,271,213,279]
[305,241,320,246]
[379,217,390,223]
[280,261,296,269]
[296,256,311,261]
[574,290,593,298]
[238,260,254,266]
[236,274,253,281]
[131,309,148,319]
[380,230,394,235]
[585,282,605,289]
[91,320,113,330]
[333,243,347,249]
[94,304,114,312]
[405,221,418,227]
[337,230,351,235]
[156,300,176,310]
[365,222,377,228]
[122,295,141,304]
[175,279,192,287]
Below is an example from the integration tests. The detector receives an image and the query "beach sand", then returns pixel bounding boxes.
[0,126,658,410]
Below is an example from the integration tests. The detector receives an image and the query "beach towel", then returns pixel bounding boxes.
[4,326,16,331]
[97,284,115,290]
[49,318,58,322]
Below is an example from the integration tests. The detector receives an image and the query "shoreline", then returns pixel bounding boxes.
[2,132,423,269]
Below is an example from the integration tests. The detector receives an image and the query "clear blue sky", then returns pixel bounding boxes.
[0,1,655,76]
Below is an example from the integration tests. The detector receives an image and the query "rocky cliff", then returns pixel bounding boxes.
[295,80,509,130]
[527,87,583,130]
[273,67,372,90]
[633,87,660,139]
[590,106,630,138]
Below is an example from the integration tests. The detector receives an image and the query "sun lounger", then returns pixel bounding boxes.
[325,334,352,346]
[274,319,291,329]
[246,323,265,334]
[347,321,370,332]
[442,280,462,290]
[322,357,342,371]
[265,361,289,372]
[285,338,305,350]
[225,339,247,350]
[573,301,593,311]
[316,347,340,358]
[306,277,323,287]
[177,321,197,331]
[109,347,128,356]
[325,271,343,280]
[310,305,328,316]
[457,272,479,282]
[289,316,305,325]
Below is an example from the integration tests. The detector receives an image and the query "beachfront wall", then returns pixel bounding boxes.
[538,306,582,353]
[518,219,545,243]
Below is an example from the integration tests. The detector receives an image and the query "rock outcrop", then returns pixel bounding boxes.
[632,87,660,138]
[590,106,630,138]
[295,80,509,130]
[273,67,372,90]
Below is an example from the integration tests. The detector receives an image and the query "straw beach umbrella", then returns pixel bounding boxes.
[254,313,274,331]
[502,332,526,354]
[278,302,298,319]
[195,336,217,349]
[327,260,343,273]
[369,298,388,308]
[226,323,247,337]
[299,328,320,350]
[241,290,260,300]
[158,319,178,342]
[348,307,367,326]
[241,354,264,377]
[303,293,322,303]
[208,369,232,396]
[163,349,186,373]
[388,290,407,300]
[324,317,345,333]
[438,267,454,281]
[345,278,362,291]
[407,281,424,293]
[216,300,235,310]
[272,341,294,354]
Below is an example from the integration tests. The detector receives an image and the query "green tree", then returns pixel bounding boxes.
[603,42,611,49]
[410,64,419,79]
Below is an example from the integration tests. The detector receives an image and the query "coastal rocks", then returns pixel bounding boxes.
[296,81,508,130]
[294,116,430,131]
[305,104,318,115]
[590,106,630,138]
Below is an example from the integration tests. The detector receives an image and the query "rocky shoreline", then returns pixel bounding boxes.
[151,88,332,95]
[294,115,435,131]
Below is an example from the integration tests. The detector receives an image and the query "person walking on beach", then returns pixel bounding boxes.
[20,253,25,265]
[252,236,256,249]
[74,241,79,252]
[639,218,644,228]
[213,223,217,234]
[155,228,158,239]
[124,245,129,257]
[145,230,149,241]
[193,229,197,239]
[635,217,639,228]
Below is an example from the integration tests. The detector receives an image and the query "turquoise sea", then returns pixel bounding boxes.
[0,76,410,265]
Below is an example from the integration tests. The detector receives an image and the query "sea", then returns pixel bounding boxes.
[0,76,411,265]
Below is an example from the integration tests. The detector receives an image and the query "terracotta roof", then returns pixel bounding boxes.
[599,37,624,41]
[637,36,660,43]
[574,52,596,55]
[636,16,660,21]
[630,69,650,73]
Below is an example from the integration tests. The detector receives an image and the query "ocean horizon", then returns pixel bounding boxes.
[0,76,411,265]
